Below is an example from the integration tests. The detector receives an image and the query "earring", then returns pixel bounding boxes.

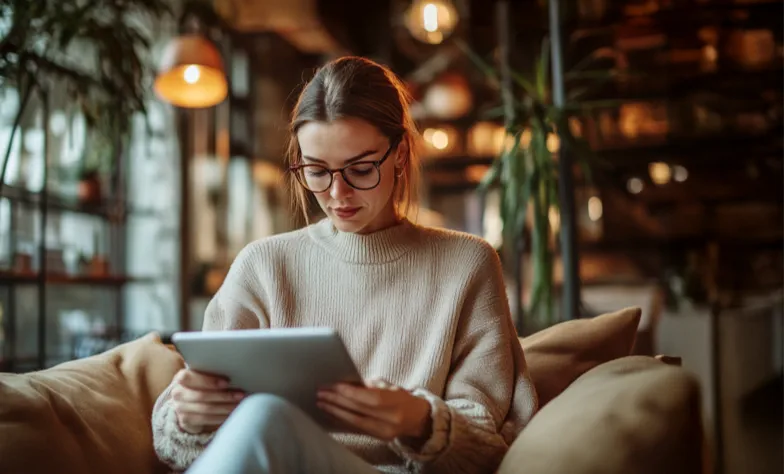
[395,168,405,178]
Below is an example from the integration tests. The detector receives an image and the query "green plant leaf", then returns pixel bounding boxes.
[515,160,537,238]
[481,105,506,119]
[477,156,503,192]
[455,39,500,87]
[536,38,550,98]
[510,70,538,98]
[565,70,618,81]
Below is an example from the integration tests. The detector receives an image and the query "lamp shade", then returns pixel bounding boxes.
[154,34,228,108]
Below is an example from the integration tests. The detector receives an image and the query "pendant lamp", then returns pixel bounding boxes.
[154,34,228,108]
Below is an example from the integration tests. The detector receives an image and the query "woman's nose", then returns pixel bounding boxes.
[329,172,353,200]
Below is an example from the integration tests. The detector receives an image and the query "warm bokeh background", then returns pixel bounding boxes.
[0,1,781,473]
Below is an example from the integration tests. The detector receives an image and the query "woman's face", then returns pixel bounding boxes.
[296,117,405,234]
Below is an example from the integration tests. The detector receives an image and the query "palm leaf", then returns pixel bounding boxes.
[478,154,504,192]
[510,70,538,98]
[455,39,500,87]
[535,38,550,98]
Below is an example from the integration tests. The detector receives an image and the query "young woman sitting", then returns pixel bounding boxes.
[152,56,537,474]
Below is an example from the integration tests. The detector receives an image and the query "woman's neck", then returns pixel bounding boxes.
[308,216,418,264]
[354,205,401,235]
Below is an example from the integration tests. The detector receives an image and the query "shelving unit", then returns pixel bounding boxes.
[0,189,149,372]
[0,86,160,373]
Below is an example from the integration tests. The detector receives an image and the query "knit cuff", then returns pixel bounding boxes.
[389,388,451,463]
[152,397,215,471]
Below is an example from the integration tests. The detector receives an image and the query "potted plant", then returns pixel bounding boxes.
[458,37,614,332]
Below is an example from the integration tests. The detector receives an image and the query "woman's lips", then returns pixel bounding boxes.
[333,207,360,219]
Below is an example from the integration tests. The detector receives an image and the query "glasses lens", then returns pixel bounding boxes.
[297,165,331,192]
[343,162,380,190]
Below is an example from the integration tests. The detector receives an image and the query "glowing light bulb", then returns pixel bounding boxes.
[673,165,688,182]
[588,196,603,221]
[648,162,671,185]
[423,4,439,32]
[431,129,449,150]
[183,65,201,84]
[627,177,644,194]
[406,0,458,45]
[546,133,560,153]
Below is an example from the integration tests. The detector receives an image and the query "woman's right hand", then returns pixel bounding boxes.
[170,368,246,434]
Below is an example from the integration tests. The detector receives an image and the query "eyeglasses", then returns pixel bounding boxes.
[289,139,400,193]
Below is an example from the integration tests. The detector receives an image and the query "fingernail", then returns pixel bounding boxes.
[218,380,229,388]
[234,392,245,400]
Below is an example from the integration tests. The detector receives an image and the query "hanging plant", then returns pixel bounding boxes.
[0,0,172,190]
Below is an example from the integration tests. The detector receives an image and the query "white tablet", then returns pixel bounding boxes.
[171,327,363,425]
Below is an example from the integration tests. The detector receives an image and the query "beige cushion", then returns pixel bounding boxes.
[520,307,642,407]
[498,356,705,474]
[0,332,184,474]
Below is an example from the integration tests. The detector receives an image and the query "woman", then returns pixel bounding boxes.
[152,56,537,474]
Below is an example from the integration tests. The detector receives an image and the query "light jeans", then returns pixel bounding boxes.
[187,393,381,474]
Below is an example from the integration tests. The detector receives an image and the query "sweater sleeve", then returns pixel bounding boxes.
[151,244,271,472]
[390,244,538,474]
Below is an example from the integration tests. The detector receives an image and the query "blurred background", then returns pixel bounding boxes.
[0,0,781,472]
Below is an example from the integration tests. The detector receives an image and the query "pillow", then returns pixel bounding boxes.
[520,307,642,407]
[498,356,705,474]
[0,332,184,474]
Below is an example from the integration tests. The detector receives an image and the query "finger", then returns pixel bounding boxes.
[318,401,395,441]
[174,402,239,416]
[172,386,244,404]
[177,411,230,429]
[332,384,385,407]
[318,390,392,421]
[174,369,228,390]
[318,390,404,425]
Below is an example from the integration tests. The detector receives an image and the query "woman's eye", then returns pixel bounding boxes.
[305,167,329,177]
[347,164,374,176]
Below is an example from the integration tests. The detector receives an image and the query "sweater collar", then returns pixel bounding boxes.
[307,217,419,264]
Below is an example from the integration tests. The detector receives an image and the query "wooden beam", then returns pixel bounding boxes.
[633,174,782,205]
[596,132,782,165]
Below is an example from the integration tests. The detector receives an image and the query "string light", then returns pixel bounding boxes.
[648,162,671,185]
[672,165,688,182]
[406,1,459,45]
[627,177,644,194]
[588,196,603,221]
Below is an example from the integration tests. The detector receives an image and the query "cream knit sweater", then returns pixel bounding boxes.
[152,218,538,474]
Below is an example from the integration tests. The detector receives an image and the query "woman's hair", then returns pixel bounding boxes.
[286,56,420,223]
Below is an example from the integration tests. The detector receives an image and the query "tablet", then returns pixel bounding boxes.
[171,327,363,426]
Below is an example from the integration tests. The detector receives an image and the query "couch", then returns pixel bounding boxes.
[0,307,708,474]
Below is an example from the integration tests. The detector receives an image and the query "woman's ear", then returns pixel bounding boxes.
[395,139,409,169]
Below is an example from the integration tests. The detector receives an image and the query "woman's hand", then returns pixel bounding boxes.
[317,379,432,443]
[170,368,246,434]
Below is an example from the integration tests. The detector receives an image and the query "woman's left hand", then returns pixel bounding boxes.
[317,379,432,443]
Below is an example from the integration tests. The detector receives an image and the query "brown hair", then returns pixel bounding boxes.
[286,56,420,223]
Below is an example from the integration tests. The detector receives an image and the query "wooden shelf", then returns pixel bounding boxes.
[423,155,495,170]
[0,185,160,220]
[0,271,158,285]
[596,132,782,164]
[578,65,784,103]
[570,0,783,32]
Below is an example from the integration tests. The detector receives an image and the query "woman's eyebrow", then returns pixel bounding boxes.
[302,149,379,165]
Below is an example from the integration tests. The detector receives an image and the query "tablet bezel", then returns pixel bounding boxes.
[171,327,363,426]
